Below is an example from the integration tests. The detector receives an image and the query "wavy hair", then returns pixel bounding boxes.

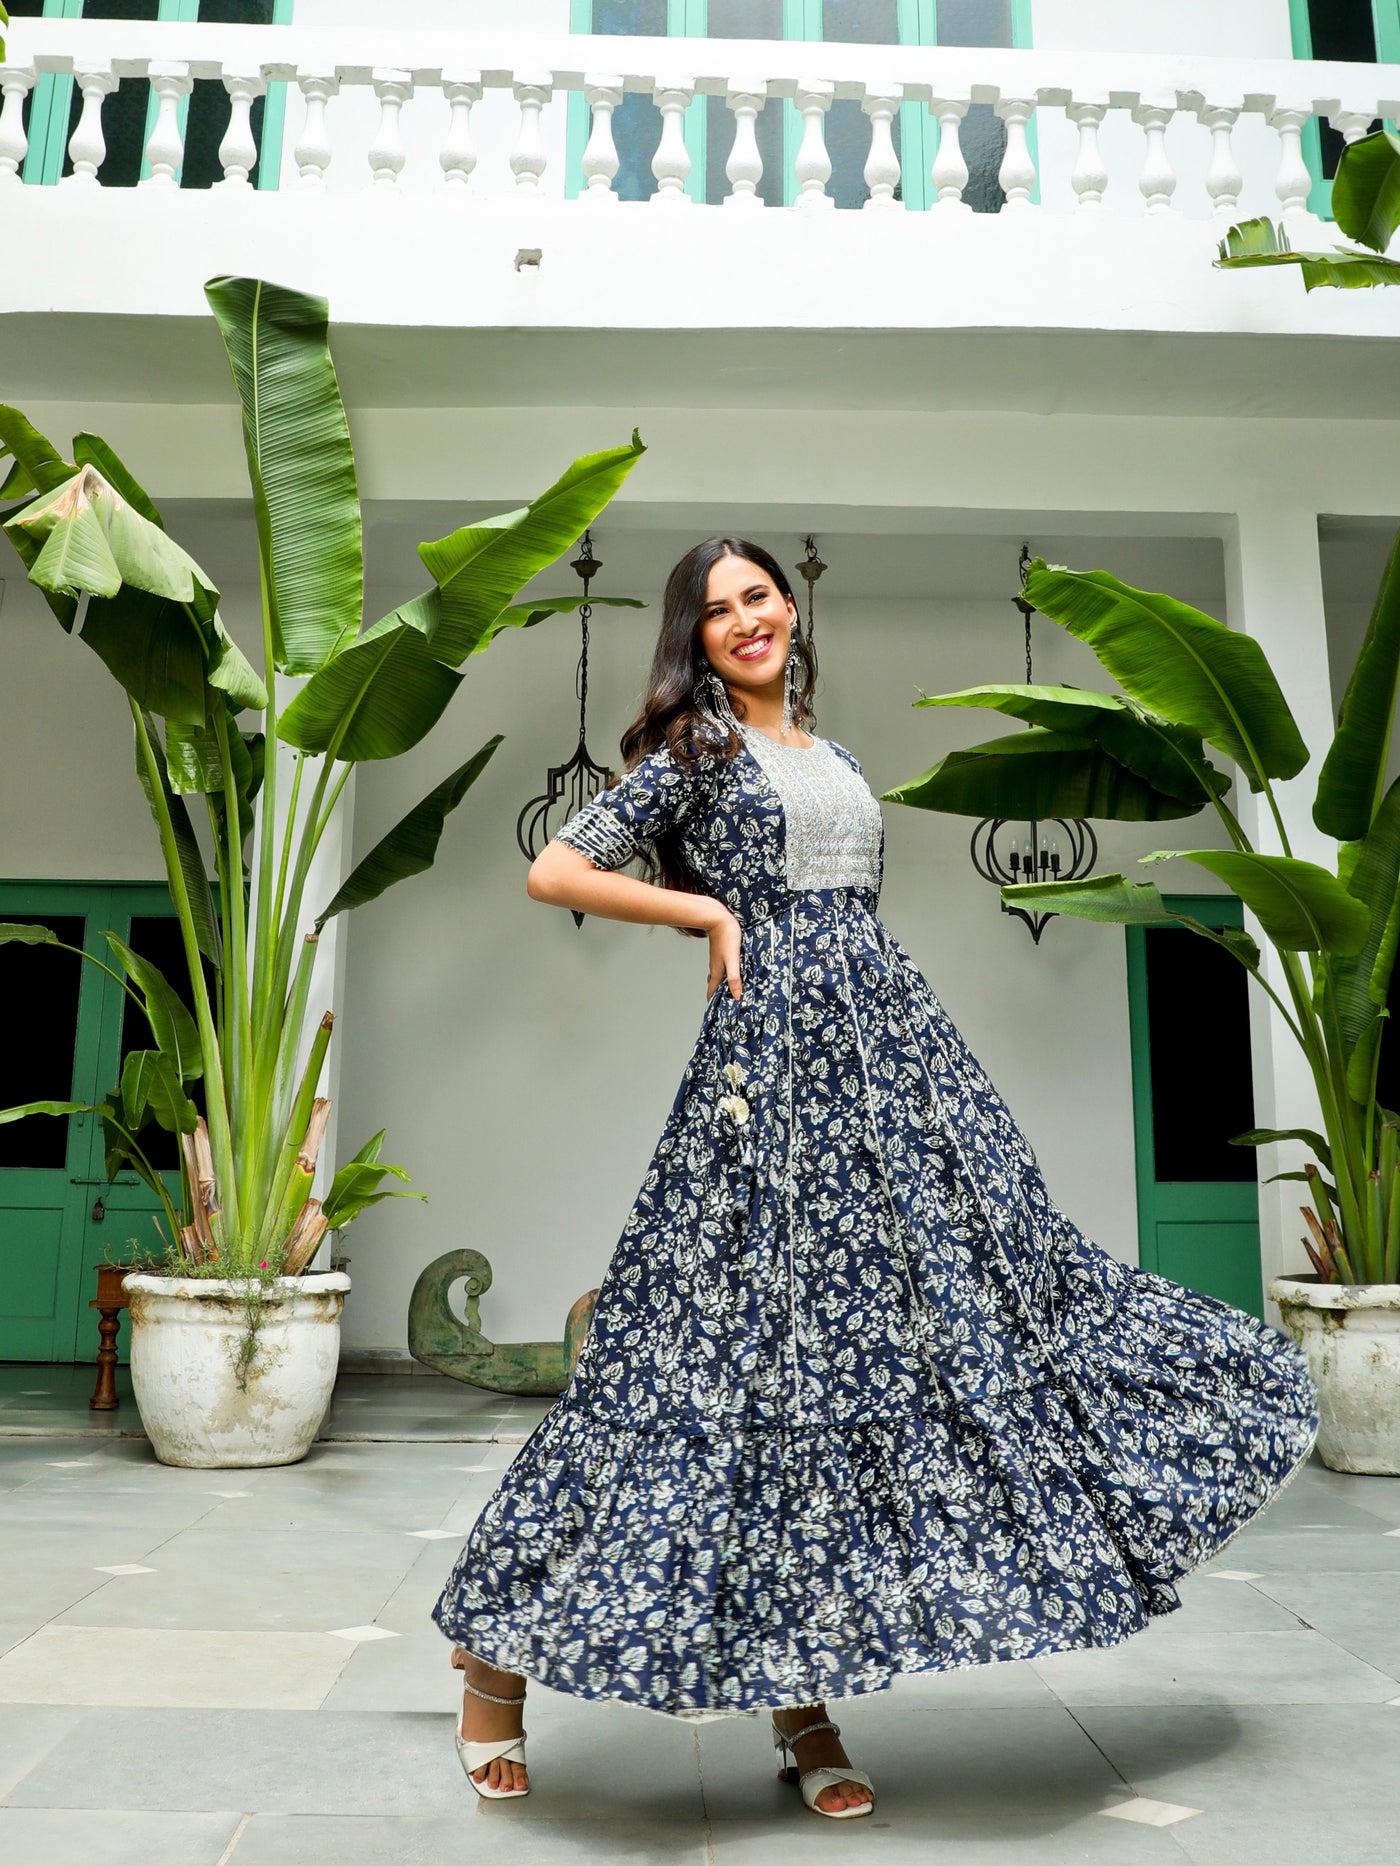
[610,536,816,922]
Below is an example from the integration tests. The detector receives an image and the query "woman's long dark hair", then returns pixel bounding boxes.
[611,536,817,918]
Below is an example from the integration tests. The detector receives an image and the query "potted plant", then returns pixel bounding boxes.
[0,276,645,1467]
[881,528,1400,1473]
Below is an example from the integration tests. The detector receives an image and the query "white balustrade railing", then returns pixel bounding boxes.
[1,18,1397,222]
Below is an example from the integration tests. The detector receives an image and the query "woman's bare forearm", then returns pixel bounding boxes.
[526,842,725,933]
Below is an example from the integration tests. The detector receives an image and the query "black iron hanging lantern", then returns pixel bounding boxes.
[515,528,614,928]
[968,545,1098,944]
[794,534,826,686]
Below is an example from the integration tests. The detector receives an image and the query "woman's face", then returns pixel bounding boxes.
[696,554,797,695]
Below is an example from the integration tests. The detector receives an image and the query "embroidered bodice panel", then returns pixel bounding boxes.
[552,724,886,928]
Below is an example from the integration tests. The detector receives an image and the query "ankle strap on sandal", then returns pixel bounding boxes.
[773,1717,840,1744]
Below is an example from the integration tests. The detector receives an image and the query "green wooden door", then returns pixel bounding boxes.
[1125,893,1264,1317]
[0,881,187,1363]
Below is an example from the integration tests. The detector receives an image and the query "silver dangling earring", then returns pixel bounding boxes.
[695,662,741,735]
[781,632,801,737]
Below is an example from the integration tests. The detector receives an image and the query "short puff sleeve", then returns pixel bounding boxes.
[552,741,719,872]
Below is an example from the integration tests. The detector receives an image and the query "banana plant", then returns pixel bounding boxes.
[0,276,647,1281]
[882,550,1400,1287]
[1217,126,1400,290]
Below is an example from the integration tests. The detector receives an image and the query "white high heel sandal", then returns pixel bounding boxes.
[771,1714,875,1819]
[451,1648,530,1800]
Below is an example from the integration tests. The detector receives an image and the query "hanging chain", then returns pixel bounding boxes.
[571,529,597,746]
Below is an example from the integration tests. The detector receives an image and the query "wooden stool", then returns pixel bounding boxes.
[88,1264,133,1411]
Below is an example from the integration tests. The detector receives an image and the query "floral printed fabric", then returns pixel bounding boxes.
[433,731,1319,1723]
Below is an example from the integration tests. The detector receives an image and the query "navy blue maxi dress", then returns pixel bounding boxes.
[432,720,1318,1723]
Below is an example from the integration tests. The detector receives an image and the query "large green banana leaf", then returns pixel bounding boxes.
[105,933,202,1080]
[1021,560,1309,790]
[417,431,647,665]
[1331,775,1400,1052]
[1315,531,1400,841]
[277,623,462,760]
[999,871,1262,961]
[882,726,1208,821]
[205,276,363,675]
[914,683,1227,806]
[316,735,503,927]
[119,1049,198,1137]
[0,405,75,502]
[1139,849,1370,953]
[1332,128,1400,254]
[1216,213,1400,289]
[72,432,164,525]
[80,591,210,725]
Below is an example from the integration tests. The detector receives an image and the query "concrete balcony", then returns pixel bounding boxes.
[3,20,1400,422]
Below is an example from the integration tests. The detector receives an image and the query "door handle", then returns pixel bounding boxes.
[70,1175,139,1188]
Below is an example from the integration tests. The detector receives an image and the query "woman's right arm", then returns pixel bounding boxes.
[526,843,744,1002]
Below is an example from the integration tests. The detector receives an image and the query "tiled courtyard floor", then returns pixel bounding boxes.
[2,1364,1400,1864]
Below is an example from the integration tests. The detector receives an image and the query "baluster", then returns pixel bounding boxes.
[651,78,694,203]
[1132,95,1177,216]
[581,73,623,201]
[142,62,192,188]
[294,74,338,188]
[217,73,265,186]
[931,94,971,211]
[793,77,834,210]
[995,96,1037,211]
[368,69,412,188]
[860,83,901,211]
[1198,102,1242,221]
[440,72,482,188]
[724,78,766,208]
[1271,102,1314,223]
[510,72,553,191]
[64,66,116,186]
[1331,106,1378,146]
[0,64,34,187]
[1066,99,1108,212]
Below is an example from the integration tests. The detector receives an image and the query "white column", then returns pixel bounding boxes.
[994,95,1037,211]
[0,65,35,187]
[1133,95,1177,216]
[1067,98,1108,212]
[650,77,694,203]
[931,93,971,211]
[1271,101,1316,227]
[724,77,767,208]
[861,83,901,211]
[368,69,412,188]
[141,61,192,189]
[218,72,265,187]
[63,66,116,187]
[1199,100,1243,222]
[510,72,553,191]
[294,74,338,188]
[1223,506,1337,1316]
[439,72,482,189]
[1330,106,1378,147]
[793,76,834,210]
[580,73,623,201]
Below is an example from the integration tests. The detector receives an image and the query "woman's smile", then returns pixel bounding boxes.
[730,633,774,663]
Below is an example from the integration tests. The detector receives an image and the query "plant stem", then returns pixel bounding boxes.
[250,553,279,1048]
[211,702,254,1185]
[130,701,240,1239]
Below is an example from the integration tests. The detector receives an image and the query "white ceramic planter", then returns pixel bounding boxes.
[125,1272,351,1469]
[1269,1273,1400,1475]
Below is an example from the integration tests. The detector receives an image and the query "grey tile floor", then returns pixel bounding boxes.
[2,1364,1399,1863]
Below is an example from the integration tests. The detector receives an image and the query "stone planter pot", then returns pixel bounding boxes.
[1269,1273,1400,1475]
[125,1272,351,1469]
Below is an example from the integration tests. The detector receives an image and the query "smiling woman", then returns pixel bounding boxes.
[431,530,1318,1817]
